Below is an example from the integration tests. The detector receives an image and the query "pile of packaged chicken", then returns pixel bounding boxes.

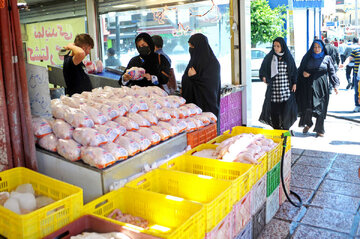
[32,86,217,169]
[193,133,277,164]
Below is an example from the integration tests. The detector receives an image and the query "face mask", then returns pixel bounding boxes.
[138,46,150,56]
[189,47,194,55]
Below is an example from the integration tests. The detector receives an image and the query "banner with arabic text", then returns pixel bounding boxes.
[26,17,86,67]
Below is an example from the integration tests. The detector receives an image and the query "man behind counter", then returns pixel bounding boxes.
[63,33,94,96]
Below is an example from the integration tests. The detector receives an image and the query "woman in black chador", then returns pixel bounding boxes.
[181,33,221,118]
[259,37,298,130]
[296,40,339,137]
[119,33,170,87]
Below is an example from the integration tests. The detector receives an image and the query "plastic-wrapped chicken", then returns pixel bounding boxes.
[184,103,202,116]
[144,98,162,110]
[52,119,74,140]
[51,102,70,120]
[101,142,128,161]
[15,184,35,195]
[125,132,151,151]
[135,98,149,111]
[184,118,197,132]
[150,126,171,141]
[192,149,217,159]
[60,95,83,108]
[138,111,158,125]
[64,108,94,128]
[168,95,186,106]
[114,136,141,156]
[137,127,161,145]
[202,112,218,123]
[38,133,58,152]
[131,85,149,97]
[32,117,52,138]
[73,127,108,146]
[192,114,211,126]
[80,91,93,99]
[162,107,179,119]
[122,97,140,113]
[149,109,171,122]
[94,124,121,142]
[153,96,171,108]
[80,105,108,125]
[91,102,121,120]
[126,113,150,127]
[10,191,36,213]
[178,106,191,118]
[125,67,146,80]
[147,86,168,97]
[57,139,82,161]
[84,60,97,74]
[188,117,205,129]
[81,147,116,169]
[114,117,139,131]
[158,121,179,136]
[112,87,128,98]
[103,100,128,117]
[71,232,131,239]
[168,118,187,133]
[96,60,104,73]
[108,208,149,229]
[104,121,127,136]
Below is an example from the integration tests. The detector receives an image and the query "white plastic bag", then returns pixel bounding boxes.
[57,139,82,161]
[73,127,108,146]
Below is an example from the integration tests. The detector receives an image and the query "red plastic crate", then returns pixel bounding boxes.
[187,123,217,148]
[44,215,160,239]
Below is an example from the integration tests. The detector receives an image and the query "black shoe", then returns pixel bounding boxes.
[346,83,352,89]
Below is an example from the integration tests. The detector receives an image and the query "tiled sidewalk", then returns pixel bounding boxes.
[259,149,360,239]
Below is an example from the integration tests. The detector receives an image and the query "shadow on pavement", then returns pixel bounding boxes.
[329,140,360,146]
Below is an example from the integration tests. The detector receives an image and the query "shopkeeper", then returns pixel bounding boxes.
[119,33,170,87]
[63,33,94,96]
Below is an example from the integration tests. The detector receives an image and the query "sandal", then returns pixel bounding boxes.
[316,132,324,137]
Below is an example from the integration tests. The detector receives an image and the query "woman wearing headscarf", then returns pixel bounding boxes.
[181,33,221,118]
[259,37,298,130]
[296,40,340,137]
[119,33,170,87]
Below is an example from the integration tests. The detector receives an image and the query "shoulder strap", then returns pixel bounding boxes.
[158,54,161,64]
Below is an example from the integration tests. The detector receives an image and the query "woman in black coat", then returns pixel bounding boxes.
[259,37,298,130]
[181,33,221,118]
[119,33,170,87]
[296,40,339,137]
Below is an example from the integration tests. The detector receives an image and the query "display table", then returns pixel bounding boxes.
[36,133,187,203]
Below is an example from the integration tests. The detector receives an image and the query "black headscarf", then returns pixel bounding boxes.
[135,33,158,75]
[298,40,328,73]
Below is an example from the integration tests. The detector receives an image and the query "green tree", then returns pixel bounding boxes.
[251,0,287,48]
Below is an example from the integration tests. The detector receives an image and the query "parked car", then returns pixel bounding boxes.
[251,48,269,80]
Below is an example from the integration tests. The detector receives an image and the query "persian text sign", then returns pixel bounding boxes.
[26,17,85,67]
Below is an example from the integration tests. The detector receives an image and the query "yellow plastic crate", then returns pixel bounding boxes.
[83,187,205,239]
[0,167,83,239]
[126,169,233,233]
[160,154,253,204]
[267,138,282,171]
[225,126,291,153]
[252,154,268,184]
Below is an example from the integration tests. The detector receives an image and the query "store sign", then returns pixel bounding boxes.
[336,0,344,4]
[293,0,324,8]
[26,18,85,67]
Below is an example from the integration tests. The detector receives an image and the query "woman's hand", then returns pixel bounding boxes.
[122,73,131,82]
[303,71,311,78]
[292,84,297,92]
[188,67,197,77]
[143,73,151,81]
[262,77,267,83]
[334,88,339,95]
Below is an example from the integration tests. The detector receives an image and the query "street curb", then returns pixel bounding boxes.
[327,113,360,124]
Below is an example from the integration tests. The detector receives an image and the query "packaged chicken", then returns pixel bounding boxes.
[131,86,149,97]
[122,97,140,113]
[125,67,146,80]
[192,149,217,159]
[57,139,82,161]
[138,111,158,125]
[32,117,53,138]
[114,117,139,131]
[94,125,121,142]
[126,113,150,127]
[112,87,128,98]
[178,106,191,118]
[189,117,205,129]
[81,147,116,169]
[135,98,149,111]
[73,127,108,146]
[104,100,128,117]
[162,107,179,119]
[101,142,128,161]
[149,109,171,121]
[96,60,104,73]
[104,121,127,136]
[144,98,162,110]
[38,133,58,152]
[168,95,186,106]
[137,127,161,145]
[114,136,141,156]
[71,232,131,239]
[147,86,168,97]
[154,96,171,108]
[202,112,218,123]
[51,101,70,120]
[158,121,179,136]
[84,60,97,74]
[64,108,94,128]
[168,118,187,133]
[125,131,151,151]
[184,103,202,116]
[60,95,83,108]
[150,125,171,141]
[91,102,121,120]
[192,114,211,126]
[80,91,93,99]
[108,208,149,229]
[184,119,197,132]
[80,105,108,125]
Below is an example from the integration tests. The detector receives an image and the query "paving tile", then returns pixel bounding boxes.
[319,179,360,198]
[295,156,332,168]
[332,160,360,171]
[289,186,315,205]
[274,201,302,221]
[258,219,290,239]
[290,174,323,190]
[300,207,354,233]
[292,224,350,239]
[291,148,304,155]
[326,168,360,185]
[291,164,327,178]
[302,150,337,159]
[311,191,360,214]
[335,154,360,164]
